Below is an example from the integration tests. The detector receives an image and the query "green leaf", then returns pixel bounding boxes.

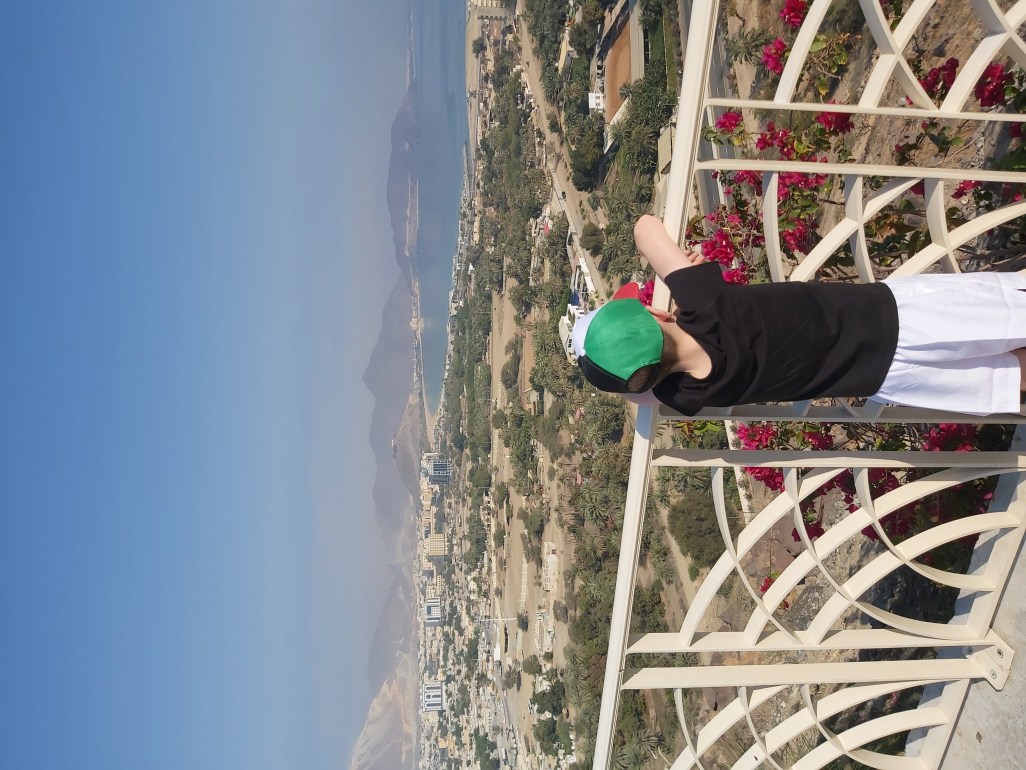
[809,35,827,53]
[907,230,923,259]
[816,78,830,95]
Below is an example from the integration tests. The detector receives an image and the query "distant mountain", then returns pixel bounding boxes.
[386,80,419,288]
[351,80,422,770]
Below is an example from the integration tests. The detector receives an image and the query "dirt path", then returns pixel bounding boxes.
[514,1,609,300]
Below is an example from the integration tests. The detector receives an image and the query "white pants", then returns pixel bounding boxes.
[870,272,1026,415]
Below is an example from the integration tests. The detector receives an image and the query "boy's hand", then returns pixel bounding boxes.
[634,214,705,279]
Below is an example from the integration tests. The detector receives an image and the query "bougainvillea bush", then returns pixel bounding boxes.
[732,419,1011,572]
[702,0,1026,285]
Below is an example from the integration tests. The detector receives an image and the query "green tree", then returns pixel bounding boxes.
[502,666,521,690]
[580,221,605,254]
[666,490,739,569]
[531,681,566,715]
[533,717,561,756]
[522,654,542,675]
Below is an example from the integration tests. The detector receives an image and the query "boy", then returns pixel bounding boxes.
[573,215,1026,416]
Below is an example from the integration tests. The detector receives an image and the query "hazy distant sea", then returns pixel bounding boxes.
[414,0,468,413]
[349,4,467,768]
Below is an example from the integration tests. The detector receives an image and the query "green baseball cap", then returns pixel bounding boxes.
[572,299,664,393]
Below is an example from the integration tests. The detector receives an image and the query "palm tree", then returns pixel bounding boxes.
[725,27,773,66]
[655,556,675,584]
[575,486,602,524]
[613,735,658,770]
[651,479,672,510]
[581,574,611,603]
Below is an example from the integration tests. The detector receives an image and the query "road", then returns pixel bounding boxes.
[514,0,609,302]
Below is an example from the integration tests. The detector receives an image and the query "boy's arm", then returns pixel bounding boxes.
[633,214,705,281]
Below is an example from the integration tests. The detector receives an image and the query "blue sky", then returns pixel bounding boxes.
[0,2,409,767]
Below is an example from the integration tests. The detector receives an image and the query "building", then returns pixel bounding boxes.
[426,533,448,558]
[425,597,443,626]
[422,680,445,712]
[472,0,513,23]
[541,542,559,592]
[423,452,453,484]
[559,299,590,363]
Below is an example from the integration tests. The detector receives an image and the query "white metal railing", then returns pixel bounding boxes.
[593,0,1026,767]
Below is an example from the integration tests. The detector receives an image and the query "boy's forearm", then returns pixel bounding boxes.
[633,214,703,280]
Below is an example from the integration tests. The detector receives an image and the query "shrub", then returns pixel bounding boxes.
[667,490,739,570]
[580,221,605,254]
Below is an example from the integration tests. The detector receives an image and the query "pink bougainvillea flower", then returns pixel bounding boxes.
[951,180,979,200]
[922,423,978,452]
[1010,122,1023,140]
[816,109,854,135]
[638,280,654,306]
[746,466,785,491]
[700,229,737,266]
[1001,183,1025,202]
[941,57,959,90]
[779,0,807,29]
[716,109,743,133]
[781,223,812,253]
[803,429,834,449]
[734,169,763,193]
[736,422,777,449]
[723,267,750,285]
[975,62,1012,108]
[792,519,826,542]
[761,38,787,76]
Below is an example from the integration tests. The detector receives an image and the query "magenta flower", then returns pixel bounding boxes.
[975,62,1012,108]
[723,267,750,285]
[761,38,787,76]
[942,57,959,89]
[802,429,834,449]
[638,280,654,306]
[919,57,959,100]
[792,519,825,542]
[699,230,737,266]
[734,169,763,194]
[779,0,807,29]
[715,109,743,133]
[816,109,854,135]
[746,466,785,491]
[781,223,812,253]
[951,180,979,200]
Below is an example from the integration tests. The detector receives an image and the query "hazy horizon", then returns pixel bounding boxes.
[0,2,426,767]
